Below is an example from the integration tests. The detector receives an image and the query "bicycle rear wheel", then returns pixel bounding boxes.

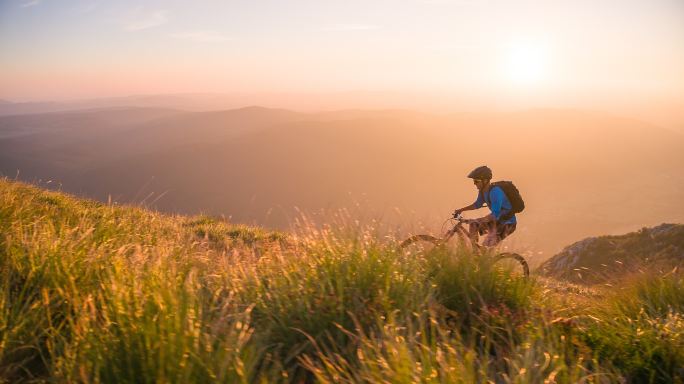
[493,252,530,278]
[400,234,442,256]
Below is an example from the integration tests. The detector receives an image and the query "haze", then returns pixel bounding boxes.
[1,1,683,122]
[1,107,683,264]
[0,1,683,262]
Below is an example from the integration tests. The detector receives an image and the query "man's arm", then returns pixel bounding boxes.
[453,203,477,216]
[476,213,496,224]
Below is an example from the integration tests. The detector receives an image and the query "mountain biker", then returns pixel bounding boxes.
[452,166,517,247]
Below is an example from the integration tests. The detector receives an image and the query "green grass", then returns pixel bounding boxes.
[581,273,684,383]
[1,178,683,383]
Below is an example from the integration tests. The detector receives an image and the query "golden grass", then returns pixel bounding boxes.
[1,178,682,383]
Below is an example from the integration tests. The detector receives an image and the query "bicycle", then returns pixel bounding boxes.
[400,213,529,278]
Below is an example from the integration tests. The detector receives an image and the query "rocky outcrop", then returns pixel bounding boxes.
[539,224,684,284]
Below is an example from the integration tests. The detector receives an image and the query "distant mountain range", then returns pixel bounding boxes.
[0,94,239,116]
[539,223,684,284]
[0,93,452,116]
[1,105,682,257]
[2,94,682,134]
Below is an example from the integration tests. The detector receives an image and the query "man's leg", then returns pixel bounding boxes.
[482,222,499,247]
[498,223,517,240]
[484,223,517,247]
[468,222,481,244]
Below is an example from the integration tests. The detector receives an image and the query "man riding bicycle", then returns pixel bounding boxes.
[452,166,517,247]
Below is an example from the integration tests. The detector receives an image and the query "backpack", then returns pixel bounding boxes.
[483,180,525,220]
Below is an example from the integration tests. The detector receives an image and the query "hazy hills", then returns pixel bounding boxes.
[1,105,682,258]
[0,93,412,116]
[2,94,682,135]
[0,94,245,116]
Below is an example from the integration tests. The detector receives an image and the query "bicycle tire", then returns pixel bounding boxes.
[401,236,530,278]
[494,252,530,278]
[399,234,442,257]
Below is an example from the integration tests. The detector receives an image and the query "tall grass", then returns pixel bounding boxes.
[0,180,269,382]
[1,178,683,383]
[300,309,613,383]
[581,273,684,383]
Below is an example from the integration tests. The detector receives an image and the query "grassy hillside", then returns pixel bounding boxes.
[539,224,684,285]
[1,178,683,383]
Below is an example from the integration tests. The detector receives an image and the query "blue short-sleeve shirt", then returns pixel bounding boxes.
[474,186,517,225]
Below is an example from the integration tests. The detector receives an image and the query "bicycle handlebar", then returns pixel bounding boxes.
[452,213,474,224]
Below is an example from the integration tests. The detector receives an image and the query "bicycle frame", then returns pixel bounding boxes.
[442,214,482,252]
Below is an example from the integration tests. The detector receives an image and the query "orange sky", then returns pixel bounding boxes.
[1,0,683,123]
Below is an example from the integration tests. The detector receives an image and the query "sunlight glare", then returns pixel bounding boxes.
[502,40,549,87]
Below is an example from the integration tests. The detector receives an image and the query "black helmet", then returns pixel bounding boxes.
[467,165,492,180]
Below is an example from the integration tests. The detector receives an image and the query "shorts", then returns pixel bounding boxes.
[474,222,517,241]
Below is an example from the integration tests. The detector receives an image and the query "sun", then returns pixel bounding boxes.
[501,40,550,87]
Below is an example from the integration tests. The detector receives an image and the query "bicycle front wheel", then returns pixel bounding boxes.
[493,252,530,278]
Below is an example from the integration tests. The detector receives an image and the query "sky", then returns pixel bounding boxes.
[1,0,683,114]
